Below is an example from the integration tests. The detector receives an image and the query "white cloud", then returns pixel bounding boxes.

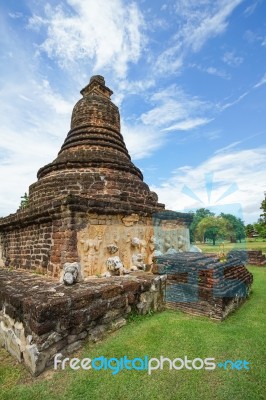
[254,73,266,88]
[214,141,242,154]
[163,118,213,131]
[182,0,243,52]
[121,120,165,160]
[118,79,155,94]
[0,76,74,217]
[140,85,212,131]
[190,63,230,79]
[113,78,156,106]
[151,147,266,224]
[244,1,260,16]
[8,12,23,19]
[155,0,244,74]
[28,0,145,79]
[205,66,230,79]
[222,51,244,67]
[219,91,249,111]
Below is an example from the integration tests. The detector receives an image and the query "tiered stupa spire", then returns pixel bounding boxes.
[29,76,164,213]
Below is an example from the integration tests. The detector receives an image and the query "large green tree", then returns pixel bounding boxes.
[220,213,246,243]
[254,217,266,239]
[195,216,230,245]
[189,208,214,242]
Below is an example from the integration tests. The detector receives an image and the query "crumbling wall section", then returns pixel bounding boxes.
[0,198,192,278]
[153,253,253,321]
[0,269,165,376]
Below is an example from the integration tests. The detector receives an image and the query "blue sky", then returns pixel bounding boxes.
[0,0,265,223]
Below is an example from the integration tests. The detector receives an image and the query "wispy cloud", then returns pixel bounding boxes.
[222,51,244,67]
[244,1,261,17]
[140,85,212,131]
[0,74,74,216]
[214,141,242,154]
[121,120,165,160]
[8,12,23,19]
[254,73,266,88]
[163,118,213,132]
[155,0,244,74]
[219,91,249,111]
[190,63,230,79]
[217,72,266,111]
[28,0,145,78]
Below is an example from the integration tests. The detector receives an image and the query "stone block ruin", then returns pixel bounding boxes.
[0,268,165,376]
[228,250,266,266]
[153,253,253,321]
[0,76,253,375]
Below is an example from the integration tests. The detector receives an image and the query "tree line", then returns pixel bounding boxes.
[189,195,266,245]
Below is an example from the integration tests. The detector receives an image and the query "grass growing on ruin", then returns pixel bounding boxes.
[0,265,265,400]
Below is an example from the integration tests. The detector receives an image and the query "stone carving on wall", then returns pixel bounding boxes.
[121,232,133,268]
[106,256,129,276]
[79,226,105,275]
[139,231,148,261]
[131,253,145,270]
[147,235,155,265]
[131,237,140,248]
[107,244,118,254]
[177,235,187,252]
[77,216,191,277]
[60,262,83,285]
[122,214,139,227]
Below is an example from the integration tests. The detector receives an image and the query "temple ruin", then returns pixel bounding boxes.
[0,76,253,375]
[0,75,192,277]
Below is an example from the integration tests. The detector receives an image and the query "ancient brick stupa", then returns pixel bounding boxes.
[0,76,192,277]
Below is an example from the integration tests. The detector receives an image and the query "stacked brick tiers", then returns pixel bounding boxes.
[0,268,165,376]
[153,253,253,321]
[30,75,163,212]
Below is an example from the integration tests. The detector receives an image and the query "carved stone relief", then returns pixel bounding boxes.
[77,215,190,277]
[60,262,83,285]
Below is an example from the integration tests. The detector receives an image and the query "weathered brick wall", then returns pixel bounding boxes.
[0,221,53,271]
[0,200,80,277]
[0,196,192,278]
[0,269,165,376]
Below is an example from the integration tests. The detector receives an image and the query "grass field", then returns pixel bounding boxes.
[1,263,265,400]
[196,239,266,254]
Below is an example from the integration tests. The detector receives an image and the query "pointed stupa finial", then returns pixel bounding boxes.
[80,75,113,98]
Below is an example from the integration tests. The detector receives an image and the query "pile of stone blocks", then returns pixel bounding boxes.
[0,268,165,376]
[153,253,253,321]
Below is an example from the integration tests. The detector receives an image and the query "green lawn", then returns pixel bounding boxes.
[196,239,266,254]
[1,265,265,400]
